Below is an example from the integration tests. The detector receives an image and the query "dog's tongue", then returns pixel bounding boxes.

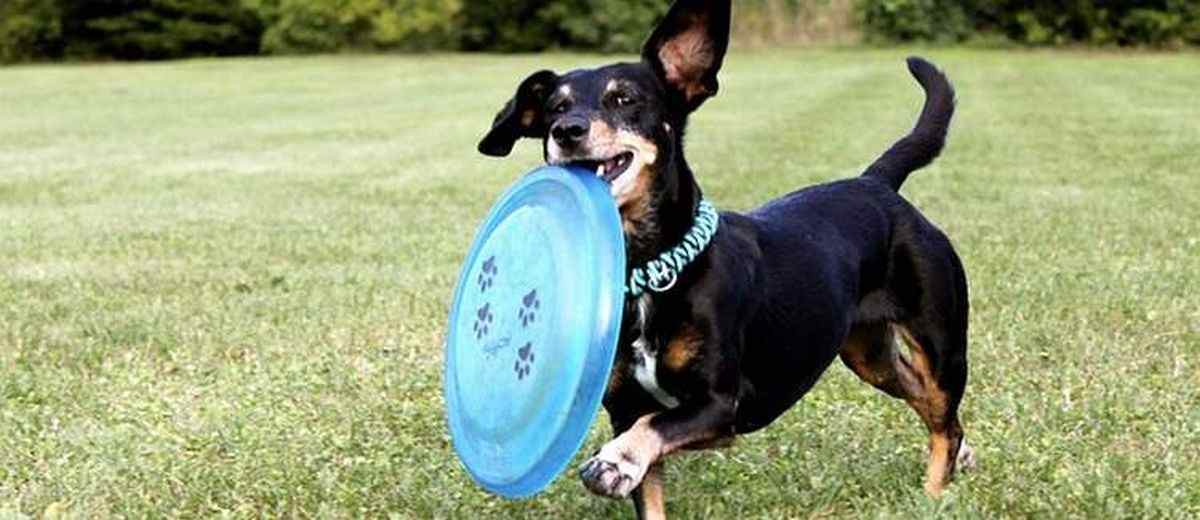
[605,156,622,172]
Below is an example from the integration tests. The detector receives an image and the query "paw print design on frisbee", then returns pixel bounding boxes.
[473,302,493,339]
[518,289,540,327]
[477,256,497,292]
[513,341,535,380]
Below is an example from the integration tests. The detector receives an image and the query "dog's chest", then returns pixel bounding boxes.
[630,295,680,409]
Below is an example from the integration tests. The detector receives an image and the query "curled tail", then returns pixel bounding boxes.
[862,56,955,191]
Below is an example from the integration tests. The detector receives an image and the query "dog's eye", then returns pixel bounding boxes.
[612,92,636,108]
[550,100,570,114]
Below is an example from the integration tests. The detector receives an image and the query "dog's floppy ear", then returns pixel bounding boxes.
[477,70,559,157]
[642,0,731,113]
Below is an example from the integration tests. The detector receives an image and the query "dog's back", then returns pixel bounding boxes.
[731,58,964,433]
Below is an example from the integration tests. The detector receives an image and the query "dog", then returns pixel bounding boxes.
[476,0,973,517]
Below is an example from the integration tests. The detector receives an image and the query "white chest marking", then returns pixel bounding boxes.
[632,295,680,409]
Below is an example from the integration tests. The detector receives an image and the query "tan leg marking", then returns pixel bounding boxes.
[839,323,912,398]
[662,324,702,372]
[841,324,969,497]
[894,326,962,497]
[635,462,666,520]
[895,327,949,429]
[925,432,953,497]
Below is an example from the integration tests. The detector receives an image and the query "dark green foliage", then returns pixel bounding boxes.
[0,0,64,62]
[855,0,972,43]
[858,0,1200,46]
[0,0,465,61]
[247,0,461,54]
[60,0,263,60]
[991,0,1200,46]
[459,0,668,53]
[0,0,262,62]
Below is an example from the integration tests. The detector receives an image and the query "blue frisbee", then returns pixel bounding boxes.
[444,165,625,498]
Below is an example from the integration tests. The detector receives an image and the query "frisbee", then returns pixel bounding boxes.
[444,165,625,498]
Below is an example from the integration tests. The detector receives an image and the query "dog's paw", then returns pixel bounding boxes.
[956,440,977,472]
[578,449,647,499]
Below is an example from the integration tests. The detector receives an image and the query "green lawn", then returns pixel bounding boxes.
[2,49,1198,518]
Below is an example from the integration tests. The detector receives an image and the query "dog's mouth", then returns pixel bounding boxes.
[566,152,634,183]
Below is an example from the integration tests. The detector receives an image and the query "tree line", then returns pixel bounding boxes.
[2,1,1196,63]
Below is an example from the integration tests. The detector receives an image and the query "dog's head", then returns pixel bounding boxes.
[477,0,730,217]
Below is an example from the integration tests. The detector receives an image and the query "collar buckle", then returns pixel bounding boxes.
[646,261,678,293]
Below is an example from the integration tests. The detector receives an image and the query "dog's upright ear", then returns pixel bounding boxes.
[642,0,731,113]
[478,70,559,157]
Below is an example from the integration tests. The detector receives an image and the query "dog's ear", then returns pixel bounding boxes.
[642,0,731,112]
[478,70,559,157]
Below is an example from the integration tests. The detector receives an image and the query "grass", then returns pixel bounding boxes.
[1,48,1198,518]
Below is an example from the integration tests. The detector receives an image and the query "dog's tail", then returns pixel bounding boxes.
[861,57,955,191]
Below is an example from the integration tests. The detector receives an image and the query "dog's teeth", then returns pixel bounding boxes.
[597,163,606,177]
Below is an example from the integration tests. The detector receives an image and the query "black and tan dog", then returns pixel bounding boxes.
[477,0,974,516]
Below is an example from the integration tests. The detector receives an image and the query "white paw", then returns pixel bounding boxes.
[956,440,977,471]
[578,443,649,498]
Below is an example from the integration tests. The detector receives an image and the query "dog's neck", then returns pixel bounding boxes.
[623,146,702,269]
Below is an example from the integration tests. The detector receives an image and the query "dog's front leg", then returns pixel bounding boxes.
[579,396,736,501]
[631,461,665,520]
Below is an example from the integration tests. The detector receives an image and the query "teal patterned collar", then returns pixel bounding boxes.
[625,199,719,297]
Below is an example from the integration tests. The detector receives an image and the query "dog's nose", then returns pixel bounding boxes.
[550,116,589,149]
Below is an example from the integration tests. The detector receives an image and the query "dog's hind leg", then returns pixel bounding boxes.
[840,308,973,496]
[891,322,972,497]
[896,228,974,495]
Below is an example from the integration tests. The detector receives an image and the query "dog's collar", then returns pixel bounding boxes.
[625,199,719,297]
